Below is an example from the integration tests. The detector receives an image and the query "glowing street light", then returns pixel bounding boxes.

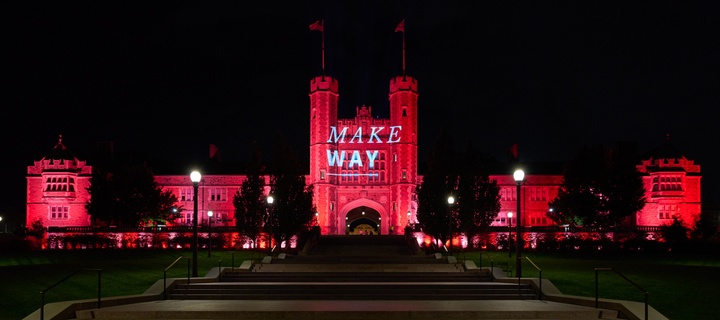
[207,211,213,258]
[190,170,201,277]
[447,195,455,255]
[507,211,513,258]
[513,169,525,278]
[266,195,274,254]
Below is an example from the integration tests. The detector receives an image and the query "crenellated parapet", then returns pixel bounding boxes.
[310,76,339,92]
[389,75,418,93]
[636,157,700,174]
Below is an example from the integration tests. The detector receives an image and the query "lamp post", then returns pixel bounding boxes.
[266,195,274,254]
[190,171,201,277]
[507,211,513,258]
[513,169,525,278]
[447,196,454,255]
[207,211,213,258]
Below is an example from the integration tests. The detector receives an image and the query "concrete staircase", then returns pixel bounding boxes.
[68,235,626,319]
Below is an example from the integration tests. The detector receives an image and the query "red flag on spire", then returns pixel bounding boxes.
[309,20,324,32]
[395,19,405,33]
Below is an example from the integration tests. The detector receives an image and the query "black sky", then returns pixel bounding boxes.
[2,1,719,226]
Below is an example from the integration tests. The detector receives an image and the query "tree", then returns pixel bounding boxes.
[233,141,266,248]
[86,166,119,225]
[691,210,717,241]
[416,129,457,248]
[456,141,501,247]
[660,217,689,250]
[604,144,646,226]
[86,153,178,227]
[268,136,316,251]
[548,143,645,227]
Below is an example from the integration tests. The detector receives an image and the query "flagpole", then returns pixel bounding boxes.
[321,20,325,79]
[402,26,406,77]
[396,19,406,79]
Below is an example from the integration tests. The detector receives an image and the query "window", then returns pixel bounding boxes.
[180,188,194,202]
[320,170,325,180]
[652,175,683,192]
[402,170,407,180]
[45,176,75,192]
[209,188,227,202]
[393,153,397,162]
[530,188,548,201]
[402,106,407,117]
[658,205,677,219]
[50,206,69,220]
[530,215,547,225]
[181,212,193,225]
[500,187,516,201]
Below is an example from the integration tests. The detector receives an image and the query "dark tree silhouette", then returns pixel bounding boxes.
[86,153,177,227]
[268,136,316,251]
[548,143,645,227]
[416,129,458,248]
[456,141,501,248]
[233,141,266,249]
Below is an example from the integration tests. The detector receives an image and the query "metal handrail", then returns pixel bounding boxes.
[163,256,190,300]
[525,257,542,300]
[479,251,494,269]
[217,251,236,280]
[40,268,101,320]
[595,267,649,320]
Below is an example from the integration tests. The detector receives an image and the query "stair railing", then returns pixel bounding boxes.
[525,256,542,300]
[479,252,495,281]
[40,268,101,320]
[217,251,236,280]
[163,256,189,300]
[595,267,648,320]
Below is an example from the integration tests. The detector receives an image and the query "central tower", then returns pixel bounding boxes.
[309,74,419,235]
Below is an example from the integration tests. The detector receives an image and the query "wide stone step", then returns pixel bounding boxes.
[75,300,619,320]
[251,263,464,272]
[221,271,492,282]
[168,282,536,300]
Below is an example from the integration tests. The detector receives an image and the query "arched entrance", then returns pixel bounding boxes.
[346,206,381,235]
[338,199,389,234]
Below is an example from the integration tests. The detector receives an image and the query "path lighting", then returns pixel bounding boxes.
[207,211,213,258]
[190,170,201,277]
[513,169,525,278]
[507,212,513,258]
[266,195,274,253]
[447,196,455,255]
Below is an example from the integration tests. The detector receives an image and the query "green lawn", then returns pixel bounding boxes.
[1,248,718,320]
[461,250,720,320]
[0,249,259,320]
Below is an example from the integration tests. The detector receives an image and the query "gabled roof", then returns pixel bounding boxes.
[639,134,687,161]
[42,135,78,161]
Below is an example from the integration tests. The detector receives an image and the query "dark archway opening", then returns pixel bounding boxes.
[345,206,381,235]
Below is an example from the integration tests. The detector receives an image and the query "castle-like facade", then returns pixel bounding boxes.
[26,72,703,236]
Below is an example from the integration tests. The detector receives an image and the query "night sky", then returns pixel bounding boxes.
[2,1,719,227]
